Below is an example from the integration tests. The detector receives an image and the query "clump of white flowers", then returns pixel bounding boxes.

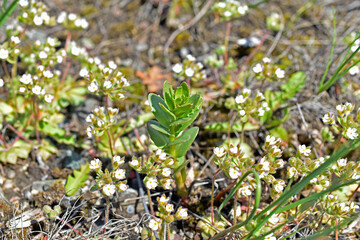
[147,194,188,232]
[81,59,129,101]
[18,1,56,27]
[322,102,360,140]
[212,0,249,21]
[57,11,89,30]
[253,57,286,81]
[172,54,206,82]
[89,155,128,197]
[233,88,270,120]
[129,149,175,190]
[213,134,286,199]
[86,106,119,138]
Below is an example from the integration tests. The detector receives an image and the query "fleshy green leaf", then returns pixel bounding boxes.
[149,93,175,127]
[65,163,90,196]
[147,120,170,148]
[280,71,306,99]
[163,81,175,110]
[166,127,199,158]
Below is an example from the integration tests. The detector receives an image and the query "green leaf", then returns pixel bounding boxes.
[65,163,90,196]
[280,71,306,98]
[147,120,173,136]
[0,0,18,26]
[147,120,170,148]
[163,81,175,110]
[0,101,13,115]
[149,93,175,127]
[39,120,65,137]
[175,82,190,105]
[166,127,198,158]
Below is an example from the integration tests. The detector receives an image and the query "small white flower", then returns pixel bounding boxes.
[114,168,126,180]
[81,19,89,29]
[112,155,124,166]
[253,63,263,73]
[103,80,112,89]
[0,79,3,87]
[11,36,20,44]
[346,127,358,139]
[224,11,232,17]
[240,186,252,196]
[275,68,285,78]
[79,68,89,77]
[235,95,247,104]
[148,219,160,231]
[57,56,63,63]
[172,63,183,73]
[19,0,29,7]
[214,147,226,158]
[349,66,359,75]
[239,109,246,116]
[108,107,118,115]
[130,159,139,168]
[88,82,99,93]
[165,204,174,213]
[186,54,196,61]
[108,60,117,70]
[322,112,334,124]
[102,184,116,196]
[44,94,54,103]
[258,108,265,116]
[237,5,248,15]
[0,49,9,59]
[57,11,66,23]
[218,2,226,8]
[256,91,265,100]
[264,233,276,240]
[288,167,297,178]
[159,194,169,204]
[266,135,277,145]
[163,178,174,190]
[229,145,238,155]
[43,70,54,78]
[298,144,311,157]
[39,51,47,59]
[145,177,158,189]
[262,57,271,63]
[86,114,94,123]
[177,207,188,218]
[90,158,101,171]
[229,167,241,179]
[32,85,42,95]
[87,126,93,138]
[260,161,270,171]
[162,168,171,177]
[118,183,128,192]
[337,158,347,167]
[33,15,43,26]
[71,45,81,56]
[22,12,28,18]
[68,13,77,21]
[117,93,125,100]
[336,104,346,113]
[185,67,195,77]
[19,87,26,93]
[41,12,50,23]
[97,119,104,127]
[273,181,285,193]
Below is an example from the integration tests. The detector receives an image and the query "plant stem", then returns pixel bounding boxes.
[224,21,231,66]
[106,129,114,158]
[211,169,222,225]
[233,190,238,225]
[11,57,18,114]
[57,217,87,240]
[103,196,110,234]
[32,97,40,144]
[166,222,171,240]
[147,188,155,217]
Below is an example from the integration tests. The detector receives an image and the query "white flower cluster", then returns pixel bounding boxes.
[130,149,175,190]
[213,0,249,20]
[81,60,129,100]
[234,88,270,118]
[322,102,360,140]
[18,72,55,103]
[172,54,206,82]
[19,0,55,27]
[86,107,119,138]
[57,11,89,29]
[90,155,128,197]
[253,57,285,80]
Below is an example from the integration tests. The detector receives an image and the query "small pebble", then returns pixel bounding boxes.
[7,170,16,179]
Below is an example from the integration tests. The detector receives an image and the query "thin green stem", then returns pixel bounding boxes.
[103,196,110,234]
[147,188,155,217]
[32,97,40,144]
[166,222,171,240]
[224,21,231,66]
[11,57,18,114]
[106,129,114,158]
[233,190,238,225]
[211,169,222,225]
